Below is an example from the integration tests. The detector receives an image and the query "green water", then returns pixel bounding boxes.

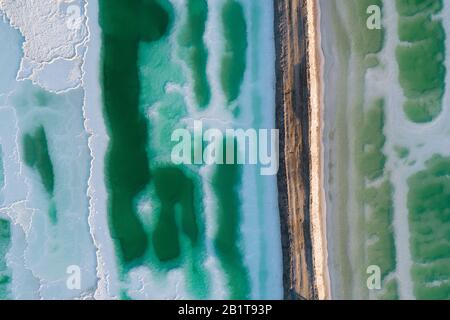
[350,0,384,56]
[363,181,396,279]
[99,0,170,266]
[394,146,410,159]
[328,1,397,299]
[136,1,210,290]
[357,99,386,181]
[136,0,211,297]
[22,126,55,196]
[151,167,200,262]
[99,0,257,299]
[0,219,11,299]
[33,89,54,108]
[22,126,57,224]
[149,166,209,297]
[178,0,210,108]
[214,1,250,298]
[355,99,397,299]
[408,155,450,299]
[398,15,444,42]
[221,0,247,105]
[396,0,442,16]
[358,101,395,278]
[212,139,250,299]
[324,0,450,300]
[351,0,398,299]
[396,0,446,123]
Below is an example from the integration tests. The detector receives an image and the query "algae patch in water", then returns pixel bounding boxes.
[396,0,446,123]
[356,99,397,298]
[99,0,170,265]
[178,0,211,109]
[408,155,450,299]
[22,126,55,196]
[220,0,248,104]
[211,138,250,299]
[357,99,386,181]
[151,167,200,263]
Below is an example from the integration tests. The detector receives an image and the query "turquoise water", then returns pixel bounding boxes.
[178,0,210,108]
[220,0,247,106]
[99,0,282,299]
[0,150,10,299]
[0,219,11,299]
[0,13,19,299]
[0,6,99,299]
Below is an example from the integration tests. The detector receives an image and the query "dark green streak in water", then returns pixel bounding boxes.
[0,219,11,299]
[150,166,209,297]
[22,127,57,224]
[22,126,55,196]
[212,139,250,299]
[152,167,199,262]
[356,100,397,298]
[99,0,170,265]
[357,99,386,181]
[220,0,247,105]
[178,0,210,108]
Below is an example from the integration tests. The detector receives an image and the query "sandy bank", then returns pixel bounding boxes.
[273,0,329,300]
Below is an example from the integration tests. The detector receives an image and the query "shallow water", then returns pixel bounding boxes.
[322,0,450,300]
